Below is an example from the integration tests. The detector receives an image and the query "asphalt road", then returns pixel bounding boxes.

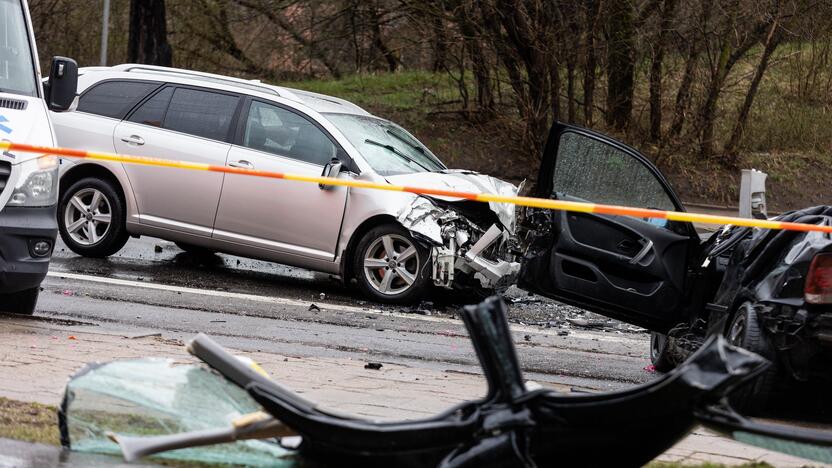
[41,235,656,392]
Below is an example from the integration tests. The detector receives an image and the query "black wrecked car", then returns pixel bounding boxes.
[519,122,831,412]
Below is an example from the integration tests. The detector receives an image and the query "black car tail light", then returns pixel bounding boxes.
[805,253,832,305]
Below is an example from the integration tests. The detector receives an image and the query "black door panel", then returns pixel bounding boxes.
[521,122,699,332]
[545,210,691,329]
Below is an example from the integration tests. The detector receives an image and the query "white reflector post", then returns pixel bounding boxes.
[739,169,767,219]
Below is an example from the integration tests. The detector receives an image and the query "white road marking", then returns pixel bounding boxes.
[45,270,643,345]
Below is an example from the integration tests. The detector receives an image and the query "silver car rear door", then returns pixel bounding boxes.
[114,85,241,237]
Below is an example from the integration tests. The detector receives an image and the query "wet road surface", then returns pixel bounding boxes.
[42,235,656,391]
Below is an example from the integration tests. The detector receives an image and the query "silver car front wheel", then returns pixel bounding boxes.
[363,234,419,295]
[63,187,112,246]
[354,224,429,303]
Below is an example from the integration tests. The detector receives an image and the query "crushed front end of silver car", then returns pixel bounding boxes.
[396,174,522,291]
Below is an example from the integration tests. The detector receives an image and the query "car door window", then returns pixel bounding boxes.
[163,88,239,141]
[242,100,336,166]
[77,81,159,119]
[554,131,676,213]
[127,86,173,128]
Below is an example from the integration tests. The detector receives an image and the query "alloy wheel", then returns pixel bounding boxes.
[63,187,112,246]
[362,234,420,295]
[728,312,747,346]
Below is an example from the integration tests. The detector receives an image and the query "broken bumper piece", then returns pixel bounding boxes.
[398,197,520,290]
[59,297,832,467]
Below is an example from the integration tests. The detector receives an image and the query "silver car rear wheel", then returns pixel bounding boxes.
[63,187,112,246]
[362,234,420,296]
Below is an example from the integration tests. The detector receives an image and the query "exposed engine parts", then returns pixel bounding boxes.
[398,196,520,290]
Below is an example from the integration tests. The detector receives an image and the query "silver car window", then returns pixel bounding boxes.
[323,113,445,176]
[164,88,238,141]
[128,86,173,127]
[243,100,336,166]
[78,81,159,120]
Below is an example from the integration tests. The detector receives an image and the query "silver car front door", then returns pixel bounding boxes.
[113,86,240,236]
[213,100,348,261]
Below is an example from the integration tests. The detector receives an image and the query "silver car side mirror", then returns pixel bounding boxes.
[319,158,343,190]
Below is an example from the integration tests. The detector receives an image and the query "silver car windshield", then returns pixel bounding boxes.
[0,0,38,97]
[324,113,446,176]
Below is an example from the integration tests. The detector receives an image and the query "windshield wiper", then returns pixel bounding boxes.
[364,138,433,172]
[386,129,427,154]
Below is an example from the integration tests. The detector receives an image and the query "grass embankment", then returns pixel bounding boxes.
[0,397,59,445]
[284,53,831,211]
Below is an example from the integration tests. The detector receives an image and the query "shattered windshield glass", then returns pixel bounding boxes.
[61,358,296,466]
[324,113,446,176]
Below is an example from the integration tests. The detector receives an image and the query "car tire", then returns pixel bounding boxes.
[649,332,676,372]
[175,242,216,256]
[727,302,779,414]
[59,177,128,258]
[0,287,39,315]
[353,224,430,304]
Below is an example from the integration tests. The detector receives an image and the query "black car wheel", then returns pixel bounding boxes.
[59,177,128,258]
[353,224,430,304]
[649,332,676,372]
[727,302,779,414]
[0,287,39,315]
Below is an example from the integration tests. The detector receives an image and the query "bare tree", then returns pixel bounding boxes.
[128,0,172,66]
[723,1,786,162]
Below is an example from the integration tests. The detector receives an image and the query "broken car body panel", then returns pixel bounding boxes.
[393,171,521,290]
[705,206,832,382]
[58,297,832,467]
[519,121,831,400]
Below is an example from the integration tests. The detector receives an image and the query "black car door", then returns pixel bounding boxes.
[520,123,700,332]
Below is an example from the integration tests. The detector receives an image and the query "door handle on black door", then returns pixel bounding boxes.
[617,239,638,253]
[629,239,654,265]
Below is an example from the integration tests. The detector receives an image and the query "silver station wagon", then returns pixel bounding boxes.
[50,64,520,303]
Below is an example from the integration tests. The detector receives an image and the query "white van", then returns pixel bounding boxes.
[0,0,77,314]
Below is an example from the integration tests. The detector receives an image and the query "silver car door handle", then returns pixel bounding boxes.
[120,135,145,146]
[228,160,254,169]
[629,239,654,265]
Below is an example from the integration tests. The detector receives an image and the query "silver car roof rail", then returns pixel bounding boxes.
[113,64,282,97]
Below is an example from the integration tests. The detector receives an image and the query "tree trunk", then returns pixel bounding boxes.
[668,38,699,138]
[723,15,782,163]
[128,0,172,66]
[453,5,494,116]
[369,3,399,72]
[431,14,448,72]
[551,55,561,123]
[649,0,677,142]
[583,0,601,126]
[566,54,576,123]
[606,0,635,130]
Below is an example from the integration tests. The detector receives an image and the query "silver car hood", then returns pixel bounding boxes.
[386,170,520,232]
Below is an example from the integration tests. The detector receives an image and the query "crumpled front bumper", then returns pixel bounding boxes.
[397,197,520,290]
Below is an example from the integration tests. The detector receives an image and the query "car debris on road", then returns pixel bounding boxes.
[58,297,832,467]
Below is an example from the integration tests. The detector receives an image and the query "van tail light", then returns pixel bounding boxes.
[805,253,832,304]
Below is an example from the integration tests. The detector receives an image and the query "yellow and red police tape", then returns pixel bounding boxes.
[2,140,831,234]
